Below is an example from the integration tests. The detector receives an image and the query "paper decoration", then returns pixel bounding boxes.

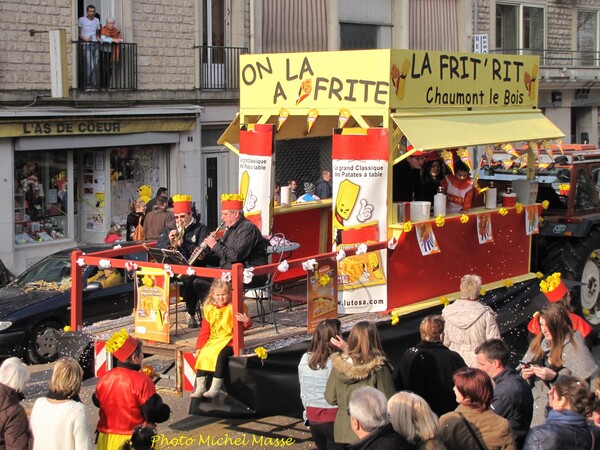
[542,140,554,161]
[477,213,494,244]
[529,141,540,161]
[277,108,289,131]
[457,148,472,171]
[441,149,454,175]
[338,108,351,128]
[555,139,564,156]
[485,146,495,165]
[502,143,521,160]
[307,108,319,134]
[415,223,440,256]
[296,79,312,105]
[525,206,540,235]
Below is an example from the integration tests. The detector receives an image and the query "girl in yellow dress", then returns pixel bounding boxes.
[190,279,252,398]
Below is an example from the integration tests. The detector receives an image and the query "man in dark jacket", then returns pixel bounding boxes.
[395,315,467,416]
[157,194,208,328]
[348,387,411,450]
[314,170,332,199]
[144,195,175,240]
[475,338,533,448]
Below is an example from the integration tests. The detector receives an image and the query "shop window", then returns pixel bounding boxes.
[496,4,544,57]
[577,10,598,66]
[14,152,68,245]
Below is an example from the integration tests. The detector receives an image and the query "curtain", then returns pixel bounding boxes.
[409,0,459,51]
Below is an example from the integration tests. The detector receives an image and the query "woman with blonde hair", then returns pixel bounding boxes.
[442,274,500,367]
[388,391,446,449]
[521,302,598,426]
[324,321,395,445]
[30,357,92,449]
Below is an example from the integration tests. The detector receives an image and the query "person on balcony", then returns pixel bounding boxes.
[78,5,101,91]
[100,18,123,90]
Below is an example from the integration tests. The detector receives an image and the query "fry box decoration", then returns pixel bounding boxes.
[441,149,454,175]
[457,148,472,171]
[277,108,289,131]
[338,108,351,128]
[307,261,338,334]
[134,267,171,344]
[540,272,568,302]
[307,108,319,134]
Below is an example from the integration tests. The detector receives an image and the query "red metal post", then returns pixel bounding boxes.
[231,263,244,356]
[70,250,83,330]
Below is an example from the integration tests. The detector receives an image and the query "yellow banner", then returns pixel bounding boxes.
[239,49,539,111]
[0,118,196,138]
[134,267,171,343]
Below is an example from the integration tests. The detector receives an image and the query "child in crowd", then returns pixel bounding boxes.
[104,222,123,243]
[191,279,252,399]
[440,160,474,213]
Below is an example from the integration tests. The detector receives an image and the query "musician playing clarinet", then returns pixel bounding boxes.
[157,194,209,328]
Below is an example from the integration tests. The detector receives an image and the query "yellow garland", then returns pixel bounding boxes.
[460,214,469,224]
[515,202,523,214]
[536,272,544,279]
[254,347,268,360]
[435,215,445,227]
[503,279,514,288]
[480,288,486,296]
[440,296,449,308]
[403,221,413,232]
[540,272,562,293]
[390,313,399,326]
[499,207,508,216]
[542,200,549,209]
[63,325,72,332]
[106,329,130,354]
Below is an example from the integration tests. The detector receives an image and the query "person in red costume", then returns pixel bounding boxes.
[190,279,252,399]
[440,159,474,213]
[528,272,593,347]
[93,329,170,450]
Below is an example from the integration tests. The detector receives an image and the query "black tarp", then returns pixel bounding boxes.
[190,277,543,418]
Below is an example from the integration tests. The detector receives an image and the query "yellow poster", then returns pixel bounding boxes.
[134,267,170,343]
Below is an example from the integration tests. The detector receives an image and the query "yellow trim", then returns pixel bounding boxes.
[217,112,240,146]
[390,109,565,152]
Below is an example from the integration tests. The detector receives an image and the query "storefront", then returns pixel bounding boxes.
[0,105,202,274]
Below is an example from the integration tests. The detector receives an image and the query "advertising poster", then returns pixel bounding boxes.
[239,124,275,236]
[307,260,338,333]
[525,206,540,235]
[332,128,388,313]
[415,223,440,255]
[134,267,170,343]
[477,213,494,244]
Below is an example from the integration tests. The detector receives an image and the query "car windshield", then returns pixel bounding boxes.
[14,255,72,286]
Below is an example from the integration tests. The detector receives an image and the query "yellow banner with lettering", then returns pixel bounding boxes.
[239,49,540,112]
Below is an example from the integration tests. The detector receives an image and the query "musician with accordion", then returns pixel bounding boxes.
[157,194,209,328]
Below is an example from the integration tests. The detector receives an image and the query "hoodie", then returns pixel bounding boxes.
[324,353,396,444]
[442,299,500,367]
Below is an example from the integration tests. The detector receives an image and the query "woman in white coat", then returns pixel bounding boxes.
[442,274,500,367]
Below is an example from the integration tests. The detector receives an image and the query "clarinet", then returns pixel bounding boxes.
[187,221,226,266]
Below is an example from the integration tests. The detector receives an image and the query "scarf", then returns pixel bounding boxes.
[100,25,122,62]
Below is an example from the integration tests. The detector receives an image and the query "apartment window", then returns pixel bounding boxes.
[340,23,378,50]
[578,10,598,66]
[496,4,544,56]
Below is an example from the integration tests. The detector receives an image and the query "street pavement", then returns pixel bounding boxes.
[22,356,315,450]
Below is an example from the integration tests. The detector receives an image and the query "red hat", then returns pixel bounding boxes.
[540,272,568,302]
[221,194,244,210]
[426,151,442,162]
[544,280,568,302]
[406,144,425,157]
[106,329,138,362]
[172,194,192,214]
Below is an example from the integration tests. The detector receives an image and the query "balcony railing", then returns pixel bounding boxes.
[199,46,249,90]
[76,41,137,91]
[491,48,600,68]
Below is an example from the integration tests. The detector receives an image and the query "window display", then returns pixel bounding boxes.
[14,152,68,244]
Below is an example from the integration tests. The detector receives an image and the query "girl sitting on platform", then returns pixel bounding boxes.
[191,279,252,399]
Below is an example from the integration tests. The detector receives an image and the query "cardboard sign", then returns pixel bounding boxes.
[307,261,338,334]
[134,267,170,343]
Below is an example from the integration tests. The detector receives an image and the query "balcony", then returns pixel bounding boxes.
[491,49,600,87]
[76,41,137,91]
[199,46,249,90]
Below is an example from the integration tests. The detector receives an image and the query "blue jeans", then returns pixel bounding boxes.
[82,42,99,88]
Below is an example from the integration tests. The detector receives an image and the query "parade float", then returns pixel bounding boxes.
[66,48,567,418]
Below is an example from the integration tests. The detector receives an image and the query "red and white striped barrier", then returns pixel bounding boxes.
[94,340,109,378]
[182,352,196,392]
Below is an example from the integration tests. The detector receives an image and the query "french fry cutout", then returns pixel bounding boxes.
[530,64,538,100]
[338,108,351,128]
[502,159,514,170]
[296,79,312,105]
[277,108,289,131]
[529,141,540,161]
[307,108,319,134]
[441,149,454,175]
[555,139,564,156]
[457,148,472,172]
[334,179,361,244]
[524,71,532,98]
[502,143,521,160]
[390,63,400,95]
[397,59,411,100]
[519,159,528,170]
[239,170,250,205]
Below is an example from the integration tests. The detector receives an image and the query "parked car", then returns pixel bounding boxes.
[0,243,144,364]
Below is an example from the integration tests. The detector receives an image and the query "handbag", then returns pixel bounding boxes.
[133,215,145,241]
[458,412,485,450]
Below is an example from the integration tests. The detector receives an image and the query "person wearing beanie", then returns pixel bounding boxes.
[93,330,170,450]
[156,194,209,328]
[297,182,321,203]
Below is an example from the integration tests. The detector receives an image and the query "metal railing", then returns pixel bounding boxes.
[76,41,137,91]
[199,46,249,90]
[491,48,600,68]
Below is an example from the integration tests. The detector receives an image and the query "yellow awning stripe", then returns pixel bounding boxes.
[390,109,565,151]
